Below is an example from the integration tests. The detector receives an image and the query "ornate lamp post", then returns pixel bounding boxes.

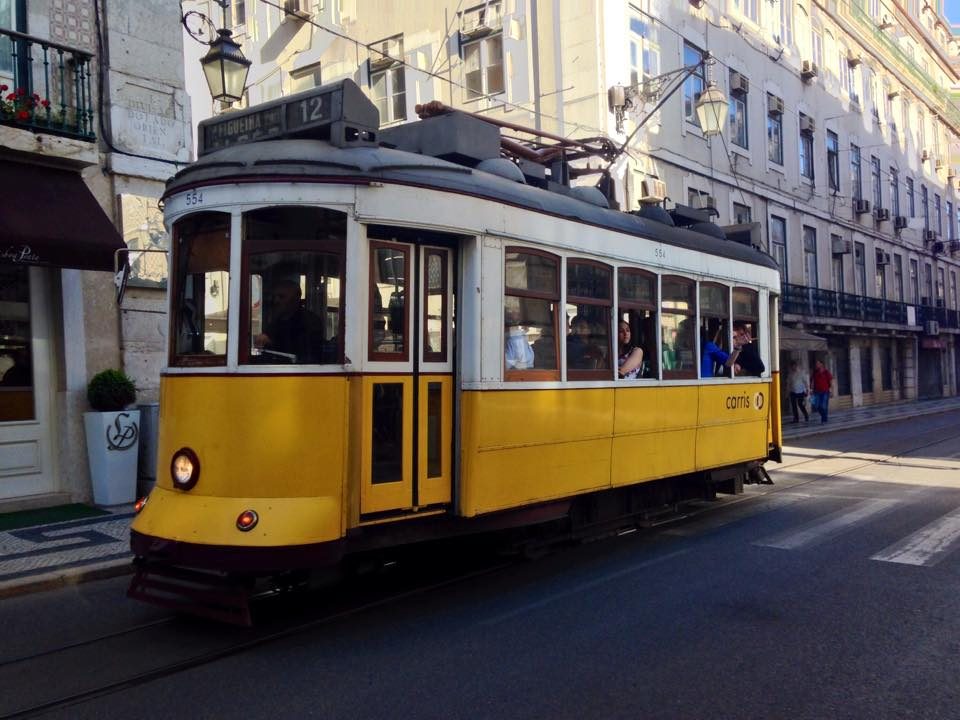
[183,0,251,105]
[694,81,728,138]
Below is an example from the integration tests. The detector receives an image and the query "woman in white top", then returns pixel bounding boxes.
[617,321,644,379]
[787,361,809,423]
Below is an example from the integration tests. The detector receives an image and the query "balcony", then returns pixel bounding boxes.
[0,28,95,142]
[782,283,908,325]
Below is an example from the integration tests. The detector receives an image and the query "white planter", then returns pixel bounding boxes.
[84,409,141,506]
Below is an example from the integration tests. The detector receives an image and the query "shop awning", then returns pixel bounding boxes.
[780,326,828,352]
[0,162,125,272]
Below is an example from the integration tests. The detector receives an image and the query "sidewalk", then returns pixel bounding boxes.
[1,396,960,600]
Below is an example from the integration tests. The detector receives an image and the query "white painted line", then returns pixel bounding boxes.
[479,549,690,626]
[755,498,899,550]
[663,493,810,537]
[871,508,960,566]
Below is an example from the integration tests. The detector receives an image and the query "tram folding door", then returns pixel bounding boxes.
[362,239,454,515]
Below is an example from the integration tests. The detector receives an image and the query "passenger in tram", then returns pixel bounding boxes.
[567,315,605,370]
[504,308,535,370]
[733,322,765,376]
[255,277,329,363]
[700,326,740,378]
[617,321,644,379]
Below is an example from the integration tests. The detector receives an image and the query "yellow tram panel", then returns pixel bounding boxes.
[155,375,348,501]
[459,389,614,516]
[694,383,770,469]
[133,487,341,547]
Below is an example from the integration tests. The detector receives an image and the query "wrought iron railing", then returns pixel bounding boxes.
[0,28,95,141]
[783,283,908,325]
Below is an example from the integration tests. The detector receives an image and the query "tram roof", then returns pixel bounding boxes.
[166,140,779,273]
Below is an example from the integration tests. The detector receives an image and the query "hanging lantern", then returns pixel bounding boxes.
[200,28,251,104]
[695,81,728,138]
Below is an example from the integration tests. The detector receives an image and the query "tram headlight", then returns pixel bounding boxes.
[134,496,148,513]
[170,447,200,491]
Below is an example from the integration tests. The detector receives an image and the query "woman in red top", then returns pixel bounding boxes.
[811,359,834,423]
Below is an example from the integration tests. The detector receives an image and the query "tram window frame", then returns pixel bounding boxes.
[369,240,412,362]
[732,286,763,377]
[239,206,347,366]
[699,282,732,379]
[660,275,697,380]
[565,259,613,381]
[170,211,232,368]
[617,268,658,380]
[504,247,560,382]
[423,248,448,363]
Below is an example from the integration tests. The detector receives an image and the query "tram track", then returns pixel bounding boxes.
[0,559,512,720]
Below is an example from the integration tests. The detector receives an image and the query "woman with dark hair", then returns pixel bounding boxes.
[617,321,644,379]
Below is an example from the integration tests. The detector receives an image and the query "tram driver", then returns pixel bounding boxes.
[254,277,330,363]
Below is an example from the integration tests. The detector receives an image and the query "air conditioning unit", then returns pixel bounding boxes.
[692,194,716,210]
[924,229,938,243]
[853,198,872,215]
[876,250,891,265]
[847,50,862,67]
[924,320,940,335]
[849,92,861,107]
[282,0,312,20]
[639,179,667,203]
[950,239,960,253]
[894,215,908,230]
[921,296,931,307]
[936,157,947,170]
[949,168,957,180]
[921,149,930,161]
[729,72,749,96]
[799,115,816,135]
[874,207,891,222]
[767,94,784,116]
[801,61,819,81]
[832,237,853,255]
[932,240,946,254]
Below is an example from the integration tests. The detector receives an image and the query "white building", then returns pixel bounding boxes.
[182,0,960,410]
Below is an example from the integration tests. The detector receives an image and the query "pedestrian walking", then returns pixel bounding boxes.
[810,359,833,423]
[787,361,809,423]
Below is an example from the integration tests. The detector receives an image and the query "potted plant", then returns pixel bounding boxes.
[84,369,140,506]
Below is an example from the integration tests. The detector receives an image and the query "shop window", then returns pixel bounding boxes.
[565,260,612,380]
[504,249,559,380]
[860,347,874,393]
[241,207,346,365]
[0,265,34,422]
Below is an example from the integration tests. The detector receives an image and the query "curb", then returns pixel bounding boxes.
[0,558,133,600]
[782,406,957,442]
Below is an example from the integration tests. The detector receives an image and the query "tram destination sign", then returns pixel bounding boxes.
[198,79,379,155]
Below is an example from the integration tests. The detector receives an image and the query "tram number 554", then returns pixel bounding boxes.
[183,189,204,207]
[654,247,666,260]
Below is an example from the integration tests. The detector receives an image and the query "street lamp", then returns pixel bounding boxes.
[183,0,251,105]
[694,81,727,138]
[200,28,252,104]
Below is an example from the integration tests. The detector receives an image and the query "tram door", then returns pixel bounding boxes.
[362,238,455,515]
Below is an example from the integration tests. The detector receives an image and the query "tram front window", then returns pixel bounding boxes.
[171,212,231,365]
[243,207,346,365]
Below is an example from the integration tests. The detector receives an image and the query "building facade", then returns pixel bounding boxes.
[185,0,960,411]
[0,0,190,510]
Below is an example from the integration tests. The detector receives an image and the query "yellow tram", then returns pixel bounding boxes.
[129,80,783,622]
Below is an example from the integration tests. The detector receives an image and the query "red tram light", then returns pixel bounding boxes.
[134,496,148,513]
[236,510,259,531]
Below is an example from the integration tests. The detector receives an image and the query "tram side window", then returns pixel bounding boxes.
[566,260,612,380]
[617,269,658,380]
[660,276,696,379]
[242,207,346,365]
[733,287,764,377]
[171,212,231,366]
[504,249,559,380]
[370,242,409,361]
[699,283,732,379]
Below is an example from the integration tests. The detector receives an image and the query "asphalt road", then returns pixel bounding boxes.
[2,410,960,719]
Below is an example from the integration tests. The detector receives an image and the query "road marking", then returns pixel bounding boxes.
[663,493,810,537]
[871,508,960,566]
[479,549,690,626]
[755,498,899,550]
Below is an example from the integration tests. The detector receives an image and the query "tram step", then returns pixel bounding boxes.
[127,561,253,626]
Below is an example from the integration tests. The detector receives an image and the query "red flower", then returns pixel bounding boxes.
[6,93,15,101]
[17,87,26,96]
[0,84,7,92]
[40,99,50,108]
[16,110,29,120]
